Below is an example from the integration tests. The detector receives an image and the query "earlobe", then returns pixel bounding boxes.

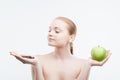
[69,35,75,43]
[69,39,73,43]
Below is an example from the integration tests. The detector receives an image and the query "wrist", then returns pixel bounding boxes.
[87,59,93,67]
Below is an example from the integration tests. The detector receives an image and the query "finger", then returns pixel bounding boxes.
[10,52,17,56]
[22,56,35,59]
[106,50,112,58]
[15,56,26,63]
[106,53,112,60]
[10,52,31,63]
[10,52,27,57]
[10,52,37,64]
[10,52,33,59]
[107,50,110,53]
[16,53,35,59]
[17,55,30,62]
[17,55,36,64]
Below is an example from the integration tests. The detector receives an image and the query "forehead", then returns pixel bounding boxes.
[50,19,69,29]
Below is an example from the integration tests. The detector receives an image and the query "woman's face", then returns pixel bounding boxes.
[47,19,73,47]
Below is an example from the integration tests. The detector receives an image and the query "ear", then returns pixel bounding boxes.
[69,34,75,43]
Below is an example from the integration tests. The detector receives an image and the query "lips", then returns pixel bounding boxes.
[48,37,55,41]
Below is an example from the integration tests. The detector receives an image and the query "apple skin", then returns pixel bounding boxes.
[91,46,106,61]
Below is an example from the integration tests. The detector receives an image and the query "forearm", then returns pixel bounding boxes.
[31,65,36,80]
[31,64,44,80]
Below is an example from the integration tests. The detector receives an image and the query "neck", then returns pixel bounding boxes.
[53,45,72,60]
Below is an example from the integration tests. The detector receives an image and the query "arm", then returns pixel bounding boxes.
[31,55,44,80]
[10,52,36,65]
[75,61,91,80]
[31,64,44,80]
[31,65,36,80]
[75,50,112,80]
[10,52,45,80]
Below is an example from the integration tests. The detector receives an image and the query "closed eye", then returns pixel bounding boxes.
[55,30,60,33]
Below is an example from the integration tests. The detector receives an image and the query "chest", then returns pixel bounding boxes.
[42,60,81,80]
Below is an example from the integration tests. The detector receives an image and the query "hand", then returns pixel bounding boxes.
[88,50,112,66]
[10,52,38,65]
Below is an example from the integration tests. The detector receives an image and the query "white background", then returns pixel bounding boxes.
[0,0,120,80]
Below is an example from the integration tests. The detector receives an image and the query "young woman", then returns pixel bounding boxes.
[10,17,111,80]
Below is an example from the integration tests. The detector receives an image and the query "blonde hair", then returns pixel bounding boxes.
[55,17,77,55]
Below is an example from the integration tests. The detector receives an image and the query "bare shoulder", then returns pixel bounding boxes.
[34,52,53,63]
[79,58,91,68]
[75,57,89,66]
[79,58,88,63]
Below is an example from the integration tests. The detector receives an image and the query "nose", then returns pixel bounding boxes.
[48,30,54,36]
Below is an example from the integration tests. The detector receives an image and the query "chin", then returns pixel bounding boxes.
[48,43,55,47]
[48,43,63,48]
[48,43,61,48]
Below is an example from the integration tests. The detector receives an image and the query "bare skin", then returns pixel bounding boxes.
[10,17,112,80]
[10,50,111,80]
[34,53,83,80]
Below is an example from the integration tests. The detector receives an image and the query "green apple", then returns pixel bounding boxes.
[91,46,106,61]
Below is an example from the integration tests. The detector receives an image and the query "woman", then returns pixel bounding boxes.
[10,17,111,80]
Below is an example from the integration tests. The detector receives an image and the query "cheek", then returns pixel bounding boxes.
[57,34,70,43]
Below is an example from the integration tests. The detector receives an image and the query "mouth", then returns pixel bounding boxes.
[48,37,55,41]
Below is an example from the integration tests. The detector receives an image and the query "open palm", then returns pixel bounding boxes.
[88,50,112,66]
[10,52,38,65]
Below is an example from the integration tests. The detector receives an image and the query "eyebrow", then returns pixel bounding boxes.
[49,26,61,31]
[54,27,60,30]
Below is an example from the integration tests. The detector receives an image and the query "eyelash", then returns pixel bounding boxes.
[48,30,60,33]
[55,31,59,33]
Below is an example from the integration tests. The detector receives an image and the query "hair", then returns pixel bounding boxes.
[55,17,77,55]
